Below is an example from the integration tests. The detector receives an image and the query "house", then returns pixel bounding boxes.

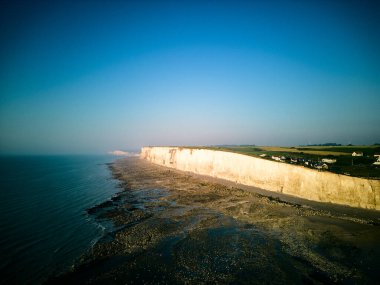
[315,163,329,170]
[272,156,282,161]
[280,156,290,162]
[374,155,380,165]
[321,158,337,164]
[352,152,363,157]
[290,158,298,163]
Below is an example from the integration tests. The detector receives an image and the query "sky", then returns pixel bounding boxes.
[0,0,379,154]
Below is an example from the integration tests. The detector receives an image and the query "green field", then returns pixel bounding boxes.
[194,145,380,179]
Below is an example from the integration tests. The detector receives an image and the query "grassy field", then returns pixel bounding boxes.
[257,146,347,156]
[194,145,380,179]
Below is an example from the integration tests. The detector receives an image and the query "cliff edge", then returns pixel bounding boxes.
[141,147,380,210]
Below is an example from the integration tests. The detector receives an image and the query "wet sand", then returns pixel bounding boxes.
[48,157,380,284]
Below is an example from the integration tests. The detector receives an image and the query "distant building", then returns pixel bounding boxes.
[321,158,337,164]
[259,154,267,157]
[315,163,328,170]
[271,156,282,161]
[352,152,363,157]
[374,154,380,165]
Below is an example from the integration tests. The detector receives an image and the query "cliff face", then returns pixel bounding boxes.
[141,147,380,210]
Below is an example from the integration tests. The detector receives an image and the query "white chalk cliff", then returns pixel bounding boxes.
[141,147,380,210]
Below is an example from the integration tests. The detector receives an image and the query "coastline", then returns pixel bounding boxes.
[48,157,380,284]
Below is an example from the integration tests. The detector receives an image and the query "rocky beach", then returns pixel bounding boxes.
[49,157,380,284]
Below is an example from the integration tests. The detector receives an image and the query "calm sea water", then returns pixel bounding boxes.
[0,155,120,284]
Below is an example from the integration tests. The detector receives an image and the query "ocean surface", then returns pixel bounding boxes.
[0,155,120,284]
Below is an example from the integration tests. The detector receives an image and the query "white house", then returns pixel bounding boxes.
[315,163,329,170]
[271,156,282,161]
[352,152,363,157]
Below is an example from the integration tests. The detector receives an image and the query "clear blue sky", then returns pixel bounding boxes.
[1,0,379,154]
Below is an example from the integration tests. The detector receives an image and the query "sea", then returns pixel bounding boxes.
[0,155,120,284]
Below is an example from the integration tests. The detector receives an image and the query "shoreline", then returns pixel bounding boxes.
[47,157,380,284]
[173,163,380,223]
